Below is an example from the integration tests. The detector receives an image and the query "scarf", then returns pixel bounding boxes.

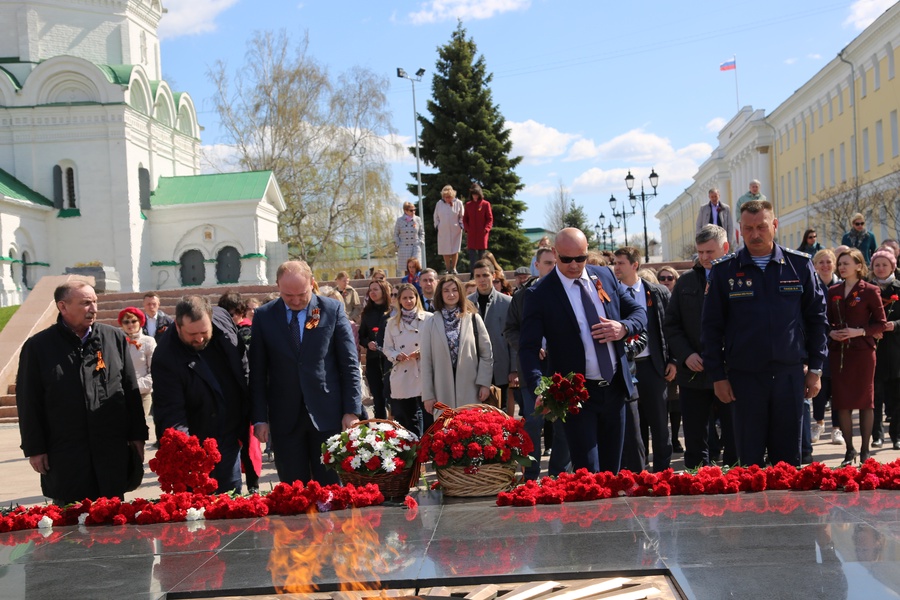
[401,307,418,326]
[127,337,142,350]
[441,307,462,368]
[873,274,896,288]
[847,229,870,248]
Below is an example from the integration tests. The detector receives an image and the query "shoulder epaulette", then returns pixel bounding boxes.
[710,253,736,266]
[784,248,812,259]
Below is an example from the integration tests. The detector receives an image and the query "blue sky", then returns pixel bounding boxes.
[157,0,894,241]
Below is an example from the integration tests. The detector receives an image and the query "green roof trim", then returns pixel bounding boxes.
[0,66,21,90]
[26,261,50,267]
[0,168,54,207]
[172,91,183,106]
[0,256,14,262]
[140,211,147,220]
[57,208,81,218]
[241,253,266,259]
[98,64,135,85]
[151,261,179,267]
[204,259,218,264]
[150,171,274,207]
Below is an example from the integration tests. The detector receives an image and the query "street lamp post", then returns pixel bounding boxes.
[624,169,660,262]
[609,193,636,247]
[397,67,427,268]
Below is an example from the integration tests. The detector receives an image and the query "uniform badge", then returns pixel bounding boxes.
[728,278,735,290]
[737,280,743,288]
[746,279,753,287]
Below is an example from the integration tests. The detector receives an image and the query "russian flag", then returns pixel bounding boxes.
[720,59,736,71]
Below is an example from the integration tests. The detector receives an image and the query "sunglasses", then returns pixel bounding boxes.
[121,319,140,325]
[808,235,817,239]
[558,255,588,264]
[854,222,865,226]
[658,275,675,282]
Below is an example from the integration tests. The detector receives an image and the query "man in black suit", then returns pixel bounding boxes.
[613,246,675,472]
[250,260,362,484]
[152,296,249,494]
[520,228,646,473]
[142,291,173,340]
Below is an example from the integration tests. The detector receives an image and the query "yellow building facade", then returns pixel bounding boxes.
[658,3,900,259]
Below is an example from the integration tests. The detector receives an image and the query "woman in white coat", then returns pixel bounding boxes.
[383,283,428,436]
[421,275,493,415]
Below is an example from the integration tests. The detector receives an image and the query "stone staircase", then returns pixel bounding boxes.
[1,384,16,424]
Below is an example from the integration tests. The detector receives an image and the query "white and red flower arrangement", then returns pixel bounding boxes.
[321,422,419,476]
[418,405,534,474]
[149,428,222,494]
[533,372,589,422]
[496,459,900,506]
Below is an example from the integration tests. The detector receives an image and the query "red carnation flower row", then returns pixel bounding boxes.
[418,406,534,473]
[533,372,589,423]
[497,459,900,506]
[149,428,222,495]
[0,480,384,537]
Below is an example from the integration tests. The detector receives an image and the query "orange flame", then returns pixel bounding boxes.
[269,508,400,596]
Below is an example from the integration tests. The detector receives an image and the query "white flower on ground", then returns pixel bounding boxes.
[77,513,89,525]
[186,507,206,521]
[37,515,53,529]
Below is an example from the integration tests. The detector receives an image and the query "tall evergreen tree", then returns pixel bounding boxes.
[409,21,529,271]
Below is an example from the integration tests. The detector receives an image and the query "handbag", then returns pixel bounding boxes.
[125,442,144,492]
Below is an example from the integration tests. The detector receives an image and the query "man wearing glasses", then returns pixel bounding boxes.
[520,228,647,473]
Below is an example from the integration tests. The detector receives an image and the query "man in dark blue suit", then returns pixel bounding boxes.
[250,261,362,484]
[520,228,647,473]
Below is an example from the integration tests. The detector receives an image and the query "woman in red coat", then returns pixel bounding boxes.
[827,248,886,465]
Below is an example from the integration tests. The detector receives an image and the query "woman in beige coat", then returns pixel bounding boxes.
[421,275,493,415]
[383,283,428,435]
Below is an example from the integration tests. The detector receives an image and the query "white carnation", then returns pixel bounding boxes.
[357,448,374,463]
[37,515,53,529]
[186,507,206,521]
[77,512,89,525]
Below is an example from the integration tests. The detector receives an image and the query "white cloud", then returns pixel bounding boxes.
[200,144,243,174]
[594,128,674,163]
[408,0,530,25]
[520,182,559,197]
[158,0,240,40]
[566,139,601,162]
[784,57,798,65]
[705,117,726,133]
[844,0,895,30]
[507,120,577,164]
[808,53,822,60]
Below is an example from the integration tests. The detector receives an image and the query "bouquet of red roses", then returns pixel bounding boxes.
[533,372,589,422]
[418,405,534,474]
[149,428,221,495]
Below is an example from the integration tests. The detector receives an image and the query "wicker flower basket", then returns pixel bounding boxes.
[332,418,418,499]
[436,462,519,497]
[339,467,415,499]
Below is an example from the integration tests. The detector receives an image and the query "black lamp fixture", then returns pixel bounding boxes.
[624,169,660,261]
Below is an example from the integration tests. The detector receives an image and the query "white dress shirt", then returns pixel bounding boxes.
[556,266,618,380]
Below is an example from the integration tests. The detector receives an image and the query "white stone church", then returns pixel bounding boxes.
[0,0,285,306]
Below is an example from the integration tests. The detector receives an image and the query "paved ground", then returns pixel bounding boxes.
[3,413,898,507]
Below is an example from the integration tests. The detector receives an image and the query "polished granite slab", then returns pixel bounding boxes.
[2,490,900,599]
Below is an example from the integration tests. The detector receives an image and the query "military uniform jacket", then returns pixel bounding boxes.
[700,244,828,381]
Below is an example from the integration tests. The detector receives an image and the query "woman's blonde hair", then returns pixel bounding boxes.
[392,283,423,326]
[441,185,457,198]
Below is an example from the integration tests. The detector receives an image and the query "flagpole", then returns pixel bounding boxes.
[733,55,740,112]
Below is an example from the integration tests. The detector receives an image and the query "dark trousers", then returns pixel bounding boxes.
[365,361,387,419]
[211,432,243,494]
[273,408,339,485]
[634,359,672,472]
[874,377,900,443]
[728,367,804,467]
[391,396,423,437]
[239,425,259,489]
[621,400,646,472]
[680,386,737,469]
[563,372,626,473]
[521,380,571,479]
[812,376,838,427]
[467,249,486,274]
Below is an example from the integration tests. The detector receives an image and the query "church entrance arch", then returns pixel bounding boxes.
[180,249,205,286]
[20,251,29,289]
[216,246,241,284]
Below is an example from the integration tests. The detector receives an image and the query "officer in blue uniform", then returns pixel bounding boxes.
[701,200,827,467]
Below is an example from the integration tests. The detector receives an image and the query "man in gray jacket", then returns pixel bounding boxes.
[695,188,734,248]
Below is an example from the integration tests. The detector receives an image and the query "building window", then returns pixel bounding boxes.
[873,55,881,91]
[889,44,896,80]
[794,123,798,145]
[138,166,151,210]
[810,111,815,134]
[787,171,793,205]
[819,153,825,193]
[827,94,833,121]
[851,135,857,178]
[829,148,835,187]
[876,120,884,165]
[863,128,870,172]
[811,158,817,194]
[838,87,844,114]
[840,142,847,182]
[818,104,823,128]
[891,110,898,158]
[53,163,77,209]
[795,167,800,203]
[780,175,785,210]
[858,70,865,100]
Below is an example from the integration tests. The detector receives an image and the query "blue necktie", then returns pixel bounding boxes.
[290,310,302,351]
[577,280,615,381]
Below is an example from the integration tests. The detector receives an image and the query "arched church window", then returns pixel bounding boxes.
[216,246,241,284]
[180,249,205,286]
[53,163,77,208]
[21,251,29,289]
[66,167,76,208]
[138,166,151,210]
